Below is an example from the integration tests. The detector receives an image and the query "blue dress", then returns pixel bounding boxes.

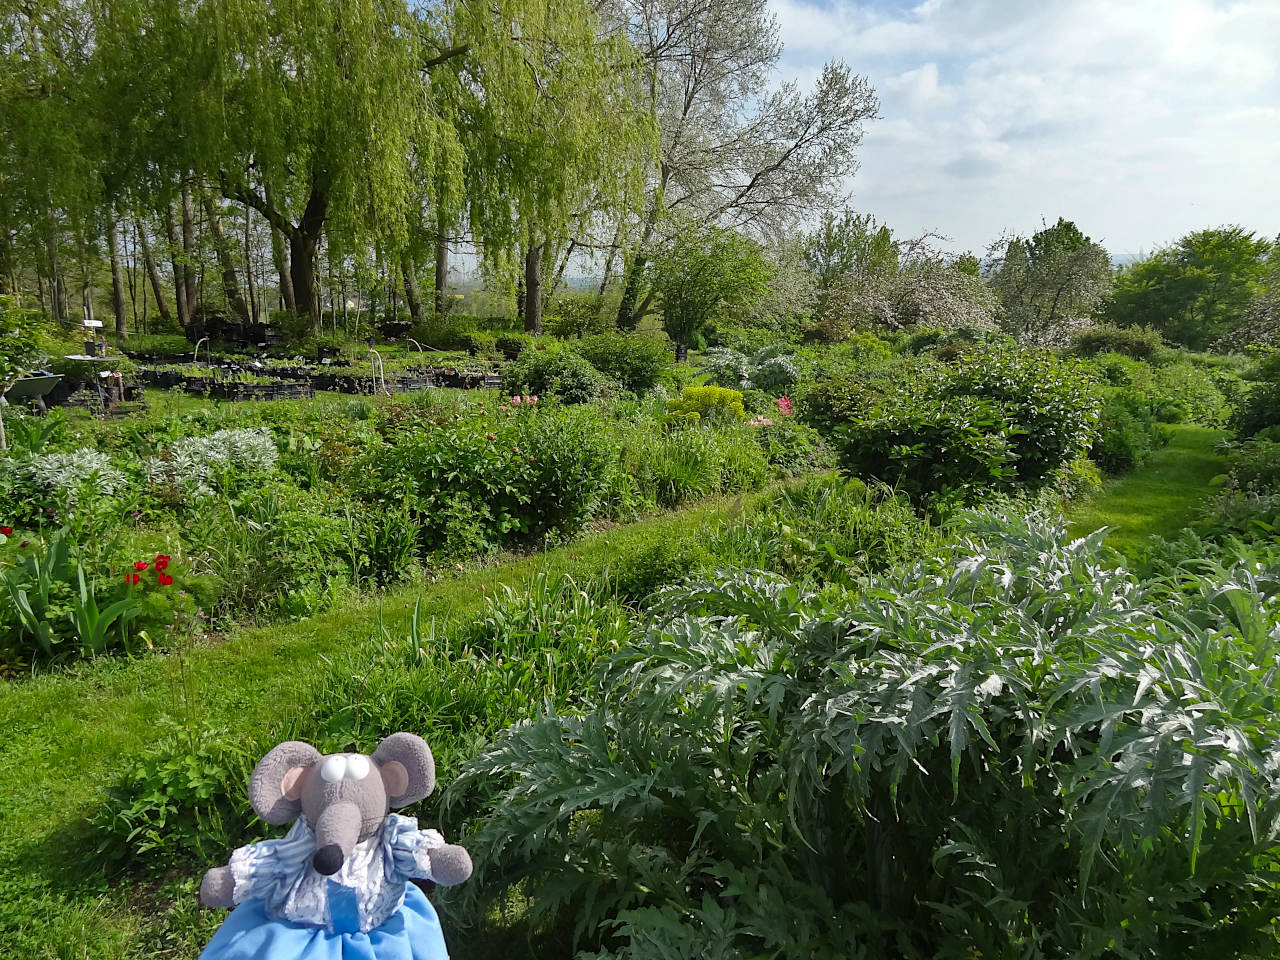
[200,815,452,960]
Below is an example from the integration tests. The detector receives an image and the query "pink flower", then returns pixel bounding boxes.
[776,396,794,416]
[499,405,509,412]
[487,433,496,440]
[511,396,522,405]
[529,395,539,404]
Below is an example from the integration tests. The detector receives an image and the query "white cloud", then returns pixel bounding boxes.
[773,0,1280,253]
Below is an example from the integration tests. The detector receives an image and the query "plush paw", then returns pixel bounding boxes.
[200,865,236,908]
[428,844,473,886]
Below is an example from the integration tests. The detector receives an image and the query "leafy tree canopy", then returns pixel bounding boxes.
[986,217,1112,346]
[650,218,771,357]
[1103,226,1275,349]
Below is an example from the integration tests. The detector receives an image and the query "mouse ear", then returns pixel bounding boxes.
[373,732,435,807]
[249,741,322,823]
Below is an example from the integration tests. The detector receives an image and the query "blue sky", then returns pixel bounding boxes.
[772,0,1280,256]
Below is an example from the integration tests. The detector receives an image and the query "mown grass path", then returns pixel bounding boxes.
[0,492,759,957]
[1066,424,1229,554]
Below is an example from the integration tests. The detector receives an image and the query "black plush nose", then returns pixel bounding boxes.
[313,844,344,876]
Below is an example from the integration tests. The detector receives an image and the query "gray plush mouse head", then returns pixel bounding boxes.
[248,732,436,876]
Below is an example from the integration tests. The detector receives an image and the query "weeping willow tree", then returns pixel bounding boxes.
[1,2,106,319]
[79,0,653,330]
[448,1,656,331]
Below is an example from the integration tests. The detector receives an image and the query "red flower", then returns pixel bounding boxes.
[133,560,150,571]
[0,526,11,535]
[154,554,171,571]
[157,572,174,587]
[125,573,141,586]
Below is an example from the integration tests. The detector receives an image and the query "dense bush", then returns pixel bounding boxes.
[705,474,937,586]
[92,728,259,868]
[571,333,671,392]
[1226,439,1280,491]
[640,426,769,508]
[147,428,279,501]
[544,293,611,339]
[1232,353,1280,437]
[490,333,529,357]
[503,345,612,404]
[749,417,835,474]
[811,350,1101,502]
[702,346,800,395]
[665,385,746,423]
[446,512,1280,960]
[1091,388,1167,473]
[373,406,615,555]
[1070,323,1165,358]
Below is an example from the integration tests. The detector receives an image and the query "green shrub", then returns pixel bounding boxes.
[665,385,746,423]
[1091,389,1168,474]
[749,418,835,474]
[605,534,709,603]
[706,474,936,585]
[1070,323,1165,358]
[706,324,795,355]
[1225,439,1280,492]
[460,331,497,355]
[640,426,769,508]
[572,333,672,392]
[92,728,259,869]
[374,406,615,554]
[816,350,1101,502]
[122,333,193,356]
[544,293,611,339]
[1232,353,1280,437]
[1085,351,1143,386]
[1148,361,1231,426]
[503,345,612,404]
[446,512,1280,960]
[494,333,532,357]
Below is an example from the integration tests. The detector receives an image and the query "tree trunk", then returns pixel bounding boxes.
[616,250,648,331]
[107,211,129,339]
[244,203,259,322]
[434,231,448,315]
[523,240,544,335]
[200,190,250,322]
[0,216,15,295]
[402,257,422,322]
[180,182,199,318]
[265,182,295,314]
[164,204,190,328]
[617,208,659,329]
[46,226,67,322]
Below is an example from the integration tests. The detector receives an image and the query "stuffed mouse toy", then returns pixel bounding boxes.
[198,732,472,959]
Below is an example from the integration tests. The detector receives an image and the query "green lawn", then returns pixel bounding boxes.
[0,491,759,957]
[1066,424,1228,555]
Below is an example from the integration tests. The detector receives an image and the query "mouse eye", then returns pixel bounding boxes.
[345,755,371,781]
[320,755,347,783]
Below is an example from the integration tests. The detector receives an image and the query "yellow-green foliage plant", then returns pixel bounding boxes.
[665,385,746,423]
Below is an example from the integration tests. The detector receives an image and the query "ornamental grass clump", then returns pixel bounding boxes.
[444,510,1280,959]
